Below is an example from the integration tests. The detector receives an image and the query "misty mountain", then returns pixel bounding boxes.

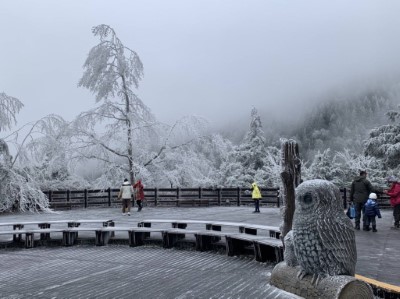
[221,87,396,162]
[291,89,395,161]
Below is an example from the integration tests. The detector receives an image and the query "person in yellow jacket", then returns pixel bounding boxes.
[251,182,262,213]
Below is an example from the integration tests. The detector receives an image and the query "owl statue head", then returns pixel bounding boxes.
[295,179,343,215]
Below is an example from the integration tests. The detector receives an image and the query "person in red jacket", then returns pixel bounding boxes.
[133,180,145,212]
[384,176,400,229]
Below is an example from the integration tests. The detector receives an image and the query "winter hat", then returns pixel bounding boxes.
[386,176,398,182]
[369,193,377,200]
[124,178,129,182]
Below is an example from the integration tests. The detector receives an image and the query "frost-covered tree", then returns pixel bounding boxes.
[0,93,51,212]
[335,149,386,187]
[364,105,400,171]
[147,133,232,187]
[220,108,269,187]
[262,146,282,187]
[77,24,212,187]
[302,149,344,184]
[0,92,24,132]
[13,115,88,190]
[78,24,144,184]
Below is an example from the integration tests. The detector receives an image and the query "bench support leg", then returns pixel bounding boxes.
[13,224,24,242]
[129,231,145,247]
[163,232,181,248]
[255,243,279,262]
[25,233,34,248]
[95,231,110,246]
[226,237,248,257]
[62,231,76,246]
[195,235,219,251]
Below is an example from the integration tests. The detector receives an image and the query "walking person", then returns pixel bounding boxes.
[118,178,134,216]
[251,182,262,213]
[133,180,145,212]
[363,193,382,232]
[350,170,373,230]
[384,176,400,229]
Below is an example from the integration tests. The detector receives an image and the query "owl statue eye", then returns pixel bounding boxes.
[303,192,313,204]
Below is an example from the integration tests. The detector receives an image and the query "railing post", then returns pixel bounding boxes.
[67,190,71,209]
[237,187,241,206]
[48,190,52,203]
[84,189,88,208]
[276,188,280,208]
[177,187,180,199]
[107,188,111,207]
[199,187,202,199]
[217,188,221,206]
[155,188,158,206]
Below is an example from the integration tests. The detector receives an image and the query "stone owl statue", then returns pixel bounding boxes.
[291,179,356,278]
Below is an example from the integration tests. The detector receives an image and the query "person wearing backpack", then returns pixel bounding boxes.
[350,170,373,230]
[118,178,134,216]
[363,193,382,232]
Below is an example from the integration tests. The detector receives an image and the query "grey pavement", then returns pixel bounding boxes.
[0,206,399,298]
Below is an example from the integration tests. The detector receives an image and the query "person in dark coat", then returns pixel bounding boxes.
[133,180,145,212]
[350,170,373,230]
[364,193,382,232]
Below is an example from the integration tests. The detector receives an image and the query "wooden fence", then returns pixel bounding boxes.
[42,187,391,210]
[43,187,280,210]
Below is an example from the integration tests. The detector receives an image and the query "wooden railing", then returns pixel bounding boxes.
[43,187,280,210]
[42,187,391,210]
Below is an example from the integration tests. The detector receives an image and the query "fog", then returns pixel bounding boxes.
[1,0,400,130]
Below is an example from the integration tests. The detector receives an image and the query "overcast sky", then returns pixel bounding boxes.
[2,0,400,130]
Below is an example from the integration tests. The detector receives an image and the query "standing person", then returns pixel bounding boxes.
[384,176,400,229]
[251,182,262,213]
[118,178,134,216]
[364,193,382,232]
[350,170,373,230]
[133,180,145,212]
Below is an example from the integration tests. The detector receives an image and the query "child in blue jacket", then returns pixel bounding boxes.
[364,193,382,232]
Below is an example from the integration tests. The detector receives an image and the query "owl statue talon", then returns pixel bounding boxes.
[297,269,307,280]
[311,273,325,285]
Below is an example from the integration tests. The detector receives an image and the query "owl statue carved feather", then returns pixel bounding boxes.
[288,179,356,279]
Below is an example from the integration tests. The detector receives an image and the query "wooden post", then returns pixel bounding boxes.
[84,189,88,208]
[67,190,71,210]
[276,188,280,208]
[177,187,180,199]
[199,187,202,199]
[237,187,241,206]
[154,188,158,206]
[107,188,111,207]
[48,190,52,203]
[217,188,221,206]
[280,139,301,242]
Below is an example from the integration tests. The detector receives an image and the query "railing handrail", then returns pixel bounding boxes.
[42,187,391,210]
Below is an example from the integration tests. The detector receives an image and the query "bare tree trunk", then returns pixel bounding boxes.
[280,139,301,242]
[121,76,135,184]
